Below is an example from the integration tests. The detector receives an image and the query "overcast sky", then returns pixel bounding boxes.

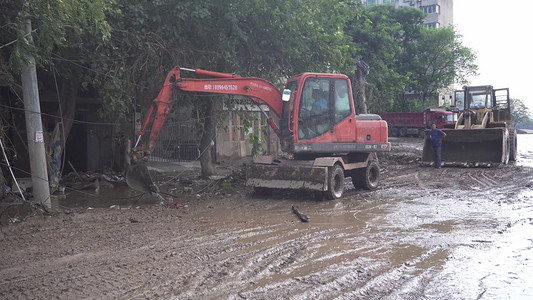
[454,0,533,111]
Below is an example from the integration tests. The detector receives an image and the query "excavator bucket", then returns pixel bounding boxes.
[422,128,509,166]
[126,162,159,195]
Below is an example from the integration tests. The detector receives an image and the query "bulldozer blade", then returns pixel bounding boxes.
[246,159,328,191]
[126,162,159,195]
[422,128,509,166]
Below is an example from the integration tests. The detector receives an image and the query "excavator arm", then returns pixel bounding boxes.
[135,66,283,156]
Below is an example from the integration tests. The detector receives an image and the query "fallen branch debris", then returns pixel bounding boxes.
[292,205,309,222]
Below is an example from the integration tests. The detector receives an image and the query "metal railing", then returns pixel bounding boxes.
[148,122,200,162]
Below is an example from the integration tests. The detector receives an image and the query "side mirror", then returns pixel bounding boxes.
[282,89,291,102]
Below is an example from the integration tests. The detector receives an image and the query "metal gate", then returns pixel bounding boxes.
[148,122,200,162]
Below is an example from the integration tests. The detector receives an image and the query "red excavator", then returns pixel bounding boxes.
[127,66,391,199]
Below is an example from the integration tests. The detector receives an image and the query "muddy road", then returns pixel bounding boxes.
[1,135,533,299]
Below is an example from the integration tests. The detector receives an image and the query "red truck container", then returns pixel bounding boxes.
[383,109,456,137]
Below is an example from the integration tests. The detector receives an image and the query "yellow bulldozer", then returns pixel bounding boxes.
[422,85,517,166]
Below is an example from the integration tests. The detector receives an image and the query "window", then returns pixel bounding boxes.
[366,0,378,5]
[383,0,396,4]
[298,78,331,140]
[455,91,465,110]
[424,22,440,29]
[334,79,351,123]
[467,87,490,109]
[422,5,440,14]
[445,114,457,122]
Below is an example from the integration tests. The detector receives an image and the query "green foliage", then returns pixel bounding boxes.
[1,0,111,72]
[346,5,424,114]
[510,98,533,128]
[347,5,477,114]
[400,26,477,106]
[388,97,423,112]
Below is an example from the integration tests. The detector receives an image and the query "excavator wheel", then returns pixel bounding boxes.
[325,164,344,200]
[352,160,380,190]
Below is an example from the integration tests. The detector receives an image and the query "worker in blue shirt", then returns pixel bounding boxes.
[429,123,447,168]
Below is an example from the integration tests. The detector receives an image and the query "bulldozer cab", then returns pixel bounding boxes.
[453,85,510,129]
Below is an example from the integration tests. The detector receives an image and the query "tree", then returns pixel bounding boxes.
[401,26,477,107]
[511,98,533,129]
[90,0,357,178]
[346,5,425,114]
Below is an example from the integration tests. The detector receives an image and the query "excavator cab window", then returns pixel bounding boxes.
[334,79,351,123]
[298,78,331,140]
[281,80,298,137]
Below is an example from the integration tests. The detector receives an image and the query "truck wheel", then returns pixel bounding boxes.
[399,127,407,137]
[325,164,344,200]
[418,128,425,138]
[509,129,517,161]
[391,127,399,137]
[352,160,380,190]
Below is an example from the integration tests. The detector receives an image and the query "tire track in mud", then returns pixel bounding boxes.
[118,200,401,299]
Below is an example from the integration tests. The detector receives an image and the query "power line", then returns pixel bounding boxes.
[0,102,226,127]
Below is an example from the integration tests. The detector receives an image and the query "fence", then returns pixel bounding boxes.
[147,122,200,162]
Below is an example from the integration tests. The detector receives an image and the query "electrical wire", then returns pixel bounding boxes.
[0,102,227,127]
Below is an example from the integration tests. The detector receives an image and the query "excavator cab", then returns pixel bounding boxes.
[279,73,387,155]
[422,85,516,166]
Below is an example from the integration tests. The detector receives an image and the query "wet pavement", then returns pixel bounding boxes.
[0,134,532,299]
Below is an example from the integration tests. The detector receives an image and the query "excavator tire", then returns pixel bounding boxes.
[325,164,344,200]
[352,160,380,190]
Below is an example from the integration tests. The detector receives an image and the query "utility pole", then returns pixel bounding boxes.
[21,19,51,210]
[355,58,370,114]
